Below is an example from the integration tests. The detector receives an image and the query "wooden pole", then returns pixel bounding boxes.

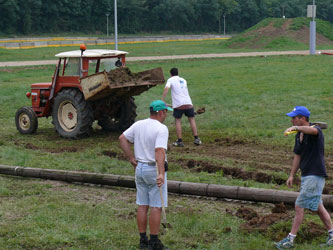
[1,164,333,207]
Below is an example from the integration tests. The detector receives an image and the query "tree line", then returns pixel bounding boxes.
[1,0,333,35]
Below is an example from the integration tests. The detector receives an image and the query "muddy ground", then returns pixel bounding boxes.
[14,135,333,242]
[102,136,333,242]
[102,136,333,193]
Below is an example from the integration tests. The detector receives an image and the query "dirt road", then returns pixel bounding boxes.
[1,50,333,67]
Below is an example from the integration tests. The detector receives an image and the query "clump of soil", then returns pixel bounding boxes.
[107,67,135,85]
[195,107,206,114]
[102,150,127,161]
[21,142,79,153]
[107,67,159,85]
[102,150,118,158]
[184,159,286,185]
[235,207,258,220]
[25,143,39,150]
[271,202,287,214]
[232,203,326,243]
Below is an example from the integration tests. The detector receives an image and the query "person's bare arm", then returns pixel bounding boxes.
[284,125,318,136]
[155,148,166,187]
[119,134,137,169]
[286,154,301,188]
[162,87,169,102]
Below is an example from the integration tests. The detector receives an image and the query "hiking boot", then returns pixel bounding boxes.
[148,239,169,250]
[173,140,184,147]
[194,138,202,145]
[274,236,294,249]
[140,236,149,250]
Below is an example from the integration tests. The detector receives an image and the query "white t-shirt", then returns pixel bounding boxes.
[165,76,192,108]
[123,118,169,162]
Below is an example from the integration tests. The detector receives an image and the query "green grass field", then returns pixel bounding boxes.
[1,37,333,62]
[1,40,333,249]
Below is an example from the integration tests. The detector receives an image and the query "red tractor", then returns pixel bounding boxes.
[15,45,164,139]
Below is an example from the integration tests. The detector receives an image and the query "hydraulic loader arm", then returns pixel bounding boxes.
[49,59,61,100]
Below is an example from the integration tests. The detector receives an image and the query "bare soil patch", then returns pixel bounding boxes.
[93,136,333,193]
[229,19,333,49]
[14,140,83,153]
[227,203,326,243]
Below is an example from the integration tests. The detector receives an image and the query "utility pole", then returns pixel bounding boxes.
[223,15,226,35]
[114,0,118,50]
[106,13,109,37]
[308,0,316,55]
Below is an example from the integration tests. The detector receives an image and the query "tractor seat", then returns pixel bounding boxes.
[31,82,52,89]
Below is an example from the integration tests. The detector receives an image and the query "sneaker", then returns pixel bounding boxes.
[194,138,202,145]
[327,235,333,245]
[320,235,333,247]
[173,140,184,147]
[148,239,169,250]
[140,237,149,250]
[274,236,294,249]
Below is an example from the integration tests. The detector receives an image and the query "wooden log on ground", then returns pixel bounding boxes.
[1,164,333,208]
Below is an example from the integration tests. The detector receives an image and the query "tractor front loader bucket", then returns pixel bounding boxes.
[80,67,165,101]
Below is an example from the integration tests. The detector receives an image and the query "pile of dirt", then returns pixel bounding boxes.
[230,203,326,243]
[185,159,286,185]
[107,67,159,85]
[107,67,139,85]
[226,17,333,49]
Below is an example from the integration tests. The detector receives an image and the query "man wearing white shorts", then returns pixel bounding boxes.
[275,106,333,249]
[119,100,172,250]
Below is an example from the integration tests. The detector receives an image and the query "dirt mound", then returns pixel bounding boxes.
[185,159,286,185]
[229,204,326,243]
[107,67,159,85]
[226,18,333,49]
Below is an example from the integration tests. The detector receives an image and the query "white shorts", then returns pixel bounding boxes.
[135,162,168,207]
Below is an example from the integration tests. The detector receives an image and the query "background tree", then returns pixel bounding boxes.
[1,0,333,36]
[217,0,240,33]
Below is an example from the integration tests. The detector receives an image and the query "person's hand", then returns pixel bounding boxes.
[129,157,137,169]
[156,174,164,187]
[286,176,293,188]
[284,126,297,136]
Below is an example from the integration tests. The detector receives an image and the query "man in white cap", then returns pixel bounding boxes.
[119,100,172,250]
[275,106,333,249]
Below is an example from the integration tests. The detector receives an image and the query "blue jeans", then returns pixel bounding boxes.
[135,162,168,207]
[296,175,325,211]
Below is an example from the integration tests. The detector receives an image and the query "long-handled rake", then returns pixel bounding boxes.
[155,164,167,234]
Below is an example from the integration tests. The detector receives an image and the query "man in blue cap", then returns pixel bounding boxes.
[119,100,172,250]
[275,106,333,249]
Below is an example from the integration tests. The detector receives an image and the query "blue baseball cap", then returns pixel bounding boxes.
[286,106,310,118]
[149,100,173,112]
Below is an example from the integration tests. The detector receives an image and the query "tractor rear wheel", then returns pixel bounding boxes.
[52,88,94,139]
[15,106,38,134]
[98,97,137,131]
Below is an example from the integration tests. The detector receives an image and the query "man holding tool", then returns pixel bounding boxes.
[119,100,171,250]
[162,67,201,147]
[275,106,333,249]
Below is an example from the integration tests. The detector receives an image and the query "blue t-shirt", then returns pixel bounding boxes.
[293,125,327,177]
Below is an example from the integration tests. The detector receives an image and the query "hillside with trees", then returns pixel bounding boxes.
[1,0,333,35]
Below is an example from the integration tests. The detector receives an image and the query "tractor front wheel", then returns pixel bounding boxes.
[15,106,38,134]
[52,88,94,139]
